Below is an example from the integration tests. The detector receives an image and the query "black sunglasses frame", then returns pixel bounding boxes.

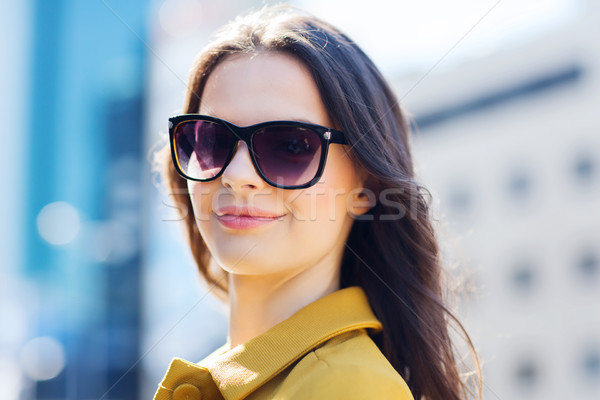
[169,114,347,189]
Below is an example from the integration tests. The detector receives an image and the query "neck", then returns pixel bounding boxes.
[226,260,341,349]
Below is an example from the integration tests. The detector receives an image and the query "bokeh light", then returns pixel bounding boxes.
[20,336,66,381]
[36,201,81,246]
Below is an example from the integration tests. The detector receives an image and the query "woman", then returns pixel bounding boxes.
[153,5,480,400]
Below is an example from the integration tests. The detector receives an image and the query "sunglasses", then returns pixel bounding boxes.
[169,114,347,189]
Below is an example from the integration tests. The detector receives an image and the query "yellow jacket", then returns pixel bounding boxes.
[153,286,414,400]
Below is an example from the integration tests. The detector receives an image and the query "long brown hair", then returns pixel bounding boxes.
[155,5,481,399]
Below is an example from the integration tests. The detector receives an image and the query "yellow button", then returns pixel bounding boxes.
[173,383,202,400]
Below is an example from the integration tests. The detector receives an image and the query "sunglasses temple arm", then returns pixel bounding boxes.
[328,129,347,145]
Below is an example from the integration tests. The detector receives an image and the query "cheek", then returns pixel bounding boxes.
[187,181,216,229]
[188,181,206,213]
[285,179,356,224]
[318,184,351,222]
[317,153,363,222]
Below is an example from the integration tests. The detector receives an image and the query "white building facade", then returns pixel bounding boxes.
[398,3,600,399]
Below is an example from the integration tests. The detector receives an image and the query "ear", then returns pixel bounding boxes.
[346,166,375,217]
[347,186,376,217]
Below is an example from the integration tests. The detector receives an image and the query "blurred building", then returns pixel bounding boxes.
[397,2,600,399]
[2,0,150,399]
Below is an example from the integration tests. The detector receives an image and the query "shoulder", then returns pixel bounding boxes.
[275,330,414,400]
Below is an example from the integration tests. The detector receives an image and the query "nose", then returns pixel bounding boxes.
[220,141,266,191]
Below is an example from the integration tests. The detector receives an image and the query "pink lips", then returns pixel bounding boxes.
[215,206,284,230]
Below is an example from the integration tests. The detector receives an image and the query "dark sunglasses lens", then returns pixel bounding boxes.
[253,126,322,187]
[173,120,235,179]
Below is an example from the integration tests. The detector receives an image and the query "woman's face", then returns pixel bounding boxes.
[188,51,369,278]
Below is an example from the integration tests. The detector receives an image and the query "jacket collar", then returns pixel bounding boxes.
[202,285,382,400]
[155,286,382,400]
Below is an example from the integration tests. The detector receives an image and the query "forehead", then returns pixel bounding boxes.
[198,51,333,128]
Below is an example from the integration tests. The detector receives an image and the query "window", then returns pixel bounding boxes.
[572,152,596,184]
[510,259,536,295]
[577,250,598,282]
[581,348,600,382]
[507,167,533,201]
[514,357,540,392]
